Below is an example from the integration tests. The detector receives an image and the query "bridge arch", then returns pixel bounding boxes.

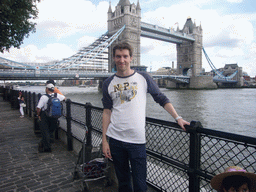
[183,68,192,76]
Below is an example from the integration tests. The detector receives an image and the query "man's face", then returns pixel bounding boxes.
[113,49,133,73]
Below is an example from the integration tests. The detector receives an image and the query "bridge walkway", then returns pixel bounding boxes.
[0,96,118,192]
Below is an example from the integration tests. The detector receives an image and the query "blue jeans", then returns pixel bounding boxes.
[109,138,147,192]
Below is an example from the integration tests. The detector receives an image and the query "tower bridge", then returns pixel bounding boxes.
[0,0,242,88]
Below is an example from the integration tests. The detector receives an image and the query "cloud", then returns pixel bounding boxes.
[226,0,243,3]
[0,0,108,63]
[141,2,254,49]
[140,37,177,71]
[204,15,254,48]
[141,38,176,57]
[242,43,256,76]
[216,47,244,58]
[77,36,97,50]
[1,44,75,63]
[36,0,109,39]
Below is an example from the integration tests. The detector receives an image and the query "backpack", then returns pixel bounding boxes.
[45,93,62,118]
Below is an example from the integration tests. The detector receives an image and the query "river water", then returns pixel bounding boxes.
[17,86,256,138]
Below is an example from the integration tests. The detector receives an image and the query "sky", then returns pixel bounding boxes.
[1,0,256,76]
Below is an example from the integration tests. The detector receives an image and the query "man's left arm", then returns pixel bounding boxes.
[141,72,190,131]
[164,103,190,131]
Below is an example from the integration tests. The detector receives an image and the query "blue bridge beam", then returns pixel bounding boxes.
[141,22,195,43]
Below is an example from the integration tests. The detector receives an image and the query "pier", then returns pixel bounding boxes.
[0,93,120,192]
[1,87,256,192]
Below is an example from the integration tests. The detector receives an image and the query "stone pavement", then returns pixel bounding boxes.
[0,97,118,192]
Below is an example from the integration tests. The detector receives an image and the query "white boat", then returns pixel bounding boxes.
[13,85,20,90]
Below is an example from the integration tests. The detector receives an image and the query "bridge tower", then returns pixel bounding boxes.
[107,0,141,72]
[177,17,203,77]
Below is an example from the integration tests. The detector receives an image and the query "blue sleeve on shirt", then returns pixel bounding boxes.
[102,75,115,109]
[137,71,170,107]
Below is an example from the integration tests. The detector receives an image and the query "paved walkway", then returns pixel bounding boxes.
[0,97,117,192]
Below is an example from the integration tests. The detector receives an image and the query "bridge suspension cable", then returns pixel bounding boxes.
[0,56,36,70]
[44,25,126,71]
[202,47,238,80]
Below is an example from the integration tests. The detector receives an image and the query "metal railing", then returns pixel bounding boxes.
[2,87,256,192]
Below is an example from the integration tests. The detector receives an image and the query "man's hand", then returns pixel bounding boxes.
[102,140,112,159]
[177,118,190,131]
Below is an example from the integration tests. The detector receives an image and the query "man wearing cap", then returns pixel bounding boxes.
[211,166,256,192]
[36,83,65,152]
[46,79,64,95]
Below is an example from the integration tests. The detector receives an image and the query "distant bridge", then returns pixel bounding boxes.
[0,0,240,87]
[203,48,239,84]
[0,25,237,86]
[0,69,114,80]
[0,68,190,85]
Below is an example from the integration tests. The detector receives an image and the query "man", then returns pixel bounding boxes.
[46,79,64,95]
[37,83,65,152]
[45,79,64,143]
[102,42,190,192]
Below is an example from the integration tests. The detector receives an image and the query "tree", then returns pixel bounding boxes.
[0,0,40,53]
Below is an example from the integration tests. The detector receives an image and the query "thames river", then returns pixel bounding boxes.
[17,86,256,138]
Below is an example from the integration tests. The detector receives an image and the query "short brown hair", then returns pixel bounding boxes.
[113,42,133,57]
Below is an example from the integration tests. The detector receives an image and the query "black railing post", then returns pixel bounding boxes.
[28,92,32,117]
[32,92,36,114]
[3,88,6,101]
[83,102,93,163]
[10,89,15,109]
[188,121,203,192]
[85,102,92,147]
[25,91,28,115]
[33,93,41,135]
[7,87,11,101]
[55,120,59,140]
[66,99,73,151]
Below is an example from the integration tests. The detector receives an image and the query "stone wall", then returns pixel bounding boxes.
[165,76,217,89]
[189,76,217,89]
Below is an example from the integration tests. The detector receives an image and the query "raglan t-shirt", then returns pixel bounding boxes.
[102,71,170,144]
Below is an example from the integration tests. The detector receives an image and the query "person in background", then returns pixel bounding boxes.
[102,42,190,192]
[36,83,65,152]
[45,79,64,143]
[18,92,25,118]
[211,166,256,192]
[46,79,64,95]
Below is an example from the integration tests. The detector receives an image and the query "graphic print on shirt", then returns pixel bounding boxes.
[113,81,138,104]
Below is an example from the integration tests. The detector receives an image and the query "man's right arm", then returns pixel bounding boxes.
[36,97,44,121]
[36,107,41,121]
[102,109,112,159]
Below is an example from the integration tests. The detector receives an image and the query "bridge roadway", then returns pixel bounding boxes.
[0,69,190,83]
[0,69,114,80]
[141,22,195,44]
